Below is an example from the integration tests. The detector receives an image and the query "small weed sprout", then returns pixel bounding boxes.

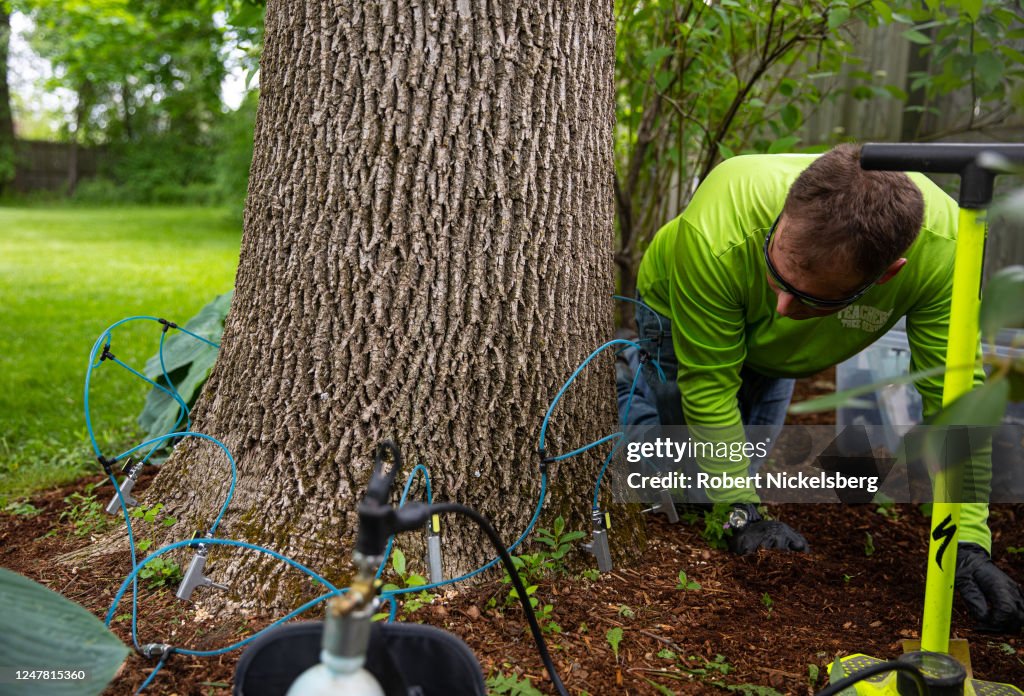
[606,627,624,662]
[130,502,177,527]
[3,500,41,517]
[874,499,900,520]
[864,531,876,557]
[676,570,701,591]
[381,548,432,616]
[533,516,585,575]
[139,557,184,588]
[617,604,635,619]
[701,503,734,550]
[60,488,114,537]
[808,663,820,686]
[486,670,543,696]
[761,593,774,614]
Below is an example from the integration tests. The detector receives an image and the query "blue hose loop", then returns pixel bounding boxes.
[116,432,237,537]
[377,464,434,580]
[539,338,641,452]
[383,473,548,599]
[157,330,192,436]
[109,475,544,663]
[83,316,218,460]
[106,538,340,627]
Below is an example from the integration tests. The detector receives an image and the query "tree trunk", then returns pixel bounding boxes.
[0,8,15,195]
[146,0,643,613]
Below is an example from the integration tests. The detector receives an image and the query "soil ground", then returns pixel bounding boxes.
[3,371,1023,695]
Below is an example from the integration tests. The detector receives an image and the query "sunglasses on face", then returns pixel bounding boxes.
[762,217,877,310]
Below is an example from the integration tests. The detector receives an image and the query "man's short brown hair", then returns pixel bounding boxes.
[782,143,925,279]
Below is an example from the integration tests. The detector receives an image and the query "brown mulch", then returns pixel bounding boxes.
[3,370,1024,695]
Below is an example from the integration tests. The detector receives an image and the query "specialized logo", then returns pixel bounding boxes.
[837,305,893,332]
[932,514,957,570]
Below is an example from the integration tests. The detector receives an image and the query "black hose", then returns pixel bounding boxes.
[815,660,927,696]
[430,502,570,696]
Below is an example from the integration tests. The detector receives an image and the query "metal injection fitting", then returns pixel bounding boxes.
[105,459,142,515]
[582,509,613,573]
[426,513,443,585]
[642,489,679,524]
[176,544,228,601]
[139,643,173,660]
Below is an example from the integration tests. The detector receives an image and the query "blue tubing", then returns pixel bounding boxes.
[116,432,237,537]
[84,315,217,460]
[106,538,339,625]
[539,338,647,453]
[377,464,434,580]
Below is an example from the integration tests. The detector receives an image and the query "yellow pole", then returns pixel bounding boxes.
[920,206,986,654]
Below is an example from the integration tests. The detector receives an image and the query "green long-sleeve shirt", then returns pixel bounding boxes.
[637,153,991,548]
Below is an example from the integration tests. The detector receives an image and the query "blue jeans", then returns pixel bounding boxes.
[625,297,795,475]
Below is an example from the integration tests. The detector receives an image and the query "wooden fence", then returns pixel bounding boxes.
[11,139,105,194]
[801,21,1024,275]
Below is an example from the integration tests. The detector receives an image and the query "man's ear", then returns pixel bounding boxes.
[876,258,907,285]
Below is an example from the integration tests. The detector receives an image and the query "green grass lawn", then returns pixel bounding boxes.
[0,206,241,497]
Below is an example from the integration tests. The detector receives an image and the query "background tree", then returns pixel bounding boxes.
[144,0,641,611]
[20,0,226,196]
[0,2,15,194]
[611,0,1024,321]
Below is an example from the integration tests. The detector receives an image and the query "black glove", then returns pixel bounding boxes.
[726,504,809,555]
[955,542,1024,633]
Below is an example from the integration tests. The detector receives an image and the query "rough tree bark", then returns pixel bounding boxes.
[145,0,644,612]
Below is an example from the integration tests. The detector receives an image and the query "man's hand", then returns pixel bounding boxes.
[726,504,809,555]
[955,542,1024,633]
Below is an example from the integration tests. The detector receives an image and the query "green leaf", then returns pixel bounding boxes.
[138,291,232,442]
[974,51,1004,93]
[781,104,801,131]
[644,678,677,696]
[654,70,674,92]
[606,626,624,660]
[996,45,1024,65]
[872,1,893,22]
[931,378,1010,429]
[405,574,427,588]
[788,365,948,414]
[828,7,851,30]
[717,142,736,160]
[902,29,933,44]
[767,135,800,154]
[143,291,231,380]
[980,266,1024,338]
[643,46,675,68]
[0,568,129,695]
[392,548,407,577]
[827,656,859,696]
[919,379,1011,488]
[960,0,983,21]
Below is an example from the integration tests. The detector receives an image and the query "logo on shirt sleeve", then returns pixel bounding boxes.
[837,305,893,332]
